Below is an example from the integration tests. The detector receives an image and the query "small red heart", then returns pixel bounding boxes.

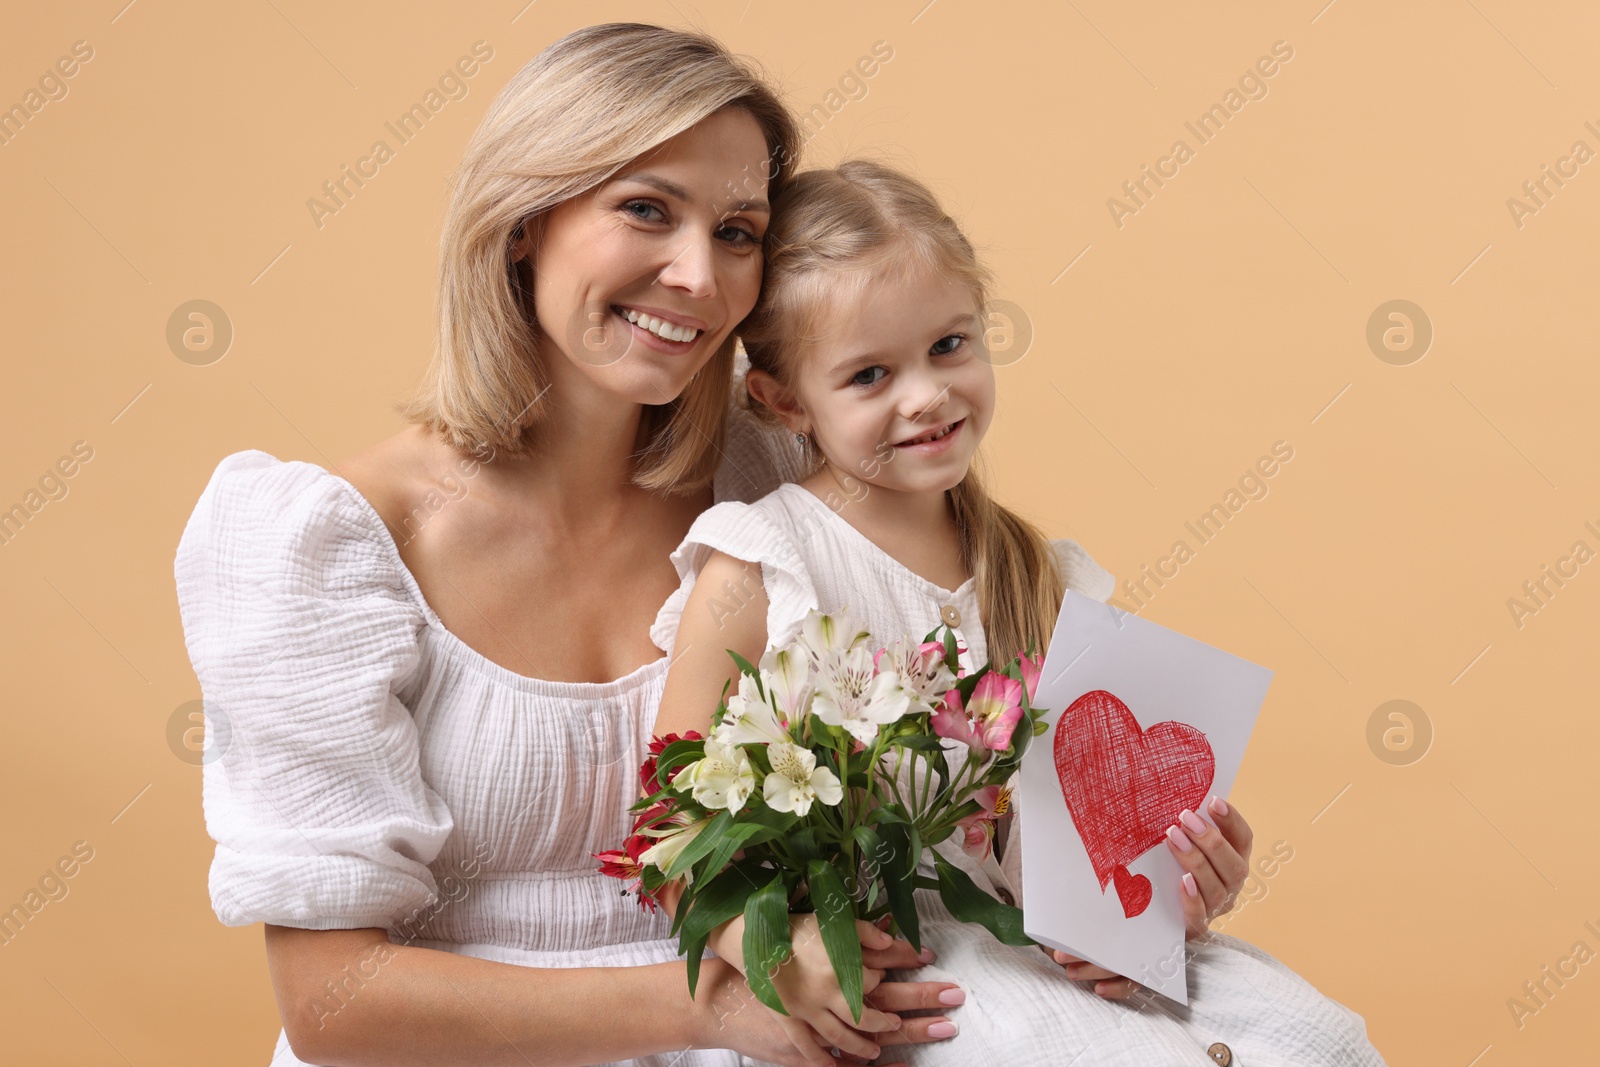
[1111,866,1153,918]
[1053,689,1215,917]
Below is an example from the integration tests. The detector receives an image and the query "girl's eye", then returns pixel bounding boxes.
[932,333,967,356]
[623,200,759,248]
[849,366,888,388]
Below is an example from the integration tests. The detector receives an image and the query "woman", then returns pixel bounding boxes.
[174,24,961,1067]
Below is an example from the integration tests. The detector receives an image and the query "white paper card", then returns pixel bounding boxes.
[1019,590,1273,1004]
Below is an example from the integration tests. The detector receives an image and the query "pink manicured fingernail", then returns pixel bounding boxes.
[1183,872,1199,897]
[1209,794,1230,816]
[937,987,966,1005]
[919,947,936,963]
[1178,808,1208,836]
[1166,825,1194,852]
[928,1021,960,1038]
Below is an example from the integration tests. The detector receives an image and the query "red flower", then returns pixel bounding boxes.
[594,834,661,913]
[640,730,703,793]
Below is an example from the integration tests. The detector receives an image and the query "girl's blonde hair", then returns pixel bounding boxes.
[738,159,1064,666]
[400,23,802,492]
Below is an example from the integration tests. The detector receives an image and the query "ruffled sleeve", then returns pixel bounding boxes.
[174,451,454,930]
[712,350,810,505]
[997,538,1117,905]
[649,497,820,660]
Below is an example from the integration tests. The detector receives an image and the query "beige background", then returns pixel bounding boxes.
[2,0,1595,1063]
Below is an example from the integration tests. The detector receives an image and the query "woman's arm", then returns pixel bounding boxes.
[265,925,781,1067]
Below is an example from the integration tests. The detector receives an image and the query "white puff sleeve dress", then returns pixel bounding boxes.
[173,367,809,1067]
[650,483,1390,1067]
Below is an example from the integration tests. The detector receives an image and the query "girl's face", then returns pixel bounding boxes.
[764,261,996,497]
[516,107,773,407]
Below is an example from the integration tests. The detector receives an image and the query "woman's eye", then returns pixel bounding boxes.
[624,199,665,222]
[932,333,966,356]
[716,223,759,247]
[850,366,887,388]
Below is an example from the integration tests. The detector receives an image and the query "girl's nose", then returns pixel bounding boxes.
[905,380,953,423]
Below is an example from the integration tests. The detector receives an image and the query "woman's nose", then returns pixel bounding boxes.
[656,233,718,299]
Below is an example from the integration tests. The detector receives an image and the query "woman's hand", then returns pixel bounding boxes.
[1042,794,1254,1000]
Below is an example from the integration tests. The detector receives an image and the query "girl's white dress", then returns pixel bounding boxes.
[651,482,1389,1067]
[173,378,808,1067]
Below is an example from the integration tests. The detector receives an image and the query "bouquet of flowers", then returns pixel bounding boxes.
[596,607,1047,1022]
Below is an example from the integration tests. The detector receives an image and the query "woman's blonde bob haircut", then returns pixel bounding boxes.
[400,23,802,492]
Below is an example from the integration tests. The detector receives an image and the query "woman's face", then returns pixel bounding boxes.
[519,107,773,409]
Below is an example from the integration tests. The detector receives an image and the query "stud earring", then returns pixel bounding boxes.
[795,431,808,445]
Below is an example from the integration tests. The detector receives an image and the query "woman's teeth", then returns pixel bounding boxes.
[614,306,702,344]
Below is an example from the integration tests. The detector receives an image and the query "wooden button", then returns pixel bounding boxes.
[996,887,1015,906]
[1207,1042,1233,1066]
[940,604,961,627]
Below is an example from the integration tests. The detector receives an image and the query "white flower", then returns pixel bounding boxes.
[763,740,843,816]
[875,636,957,717]
[758,642,815,722]
[811,643,912,745]
[638,815,714,876]
[672,737,756,812]
[715,672,792,748]
[796,608,872,671]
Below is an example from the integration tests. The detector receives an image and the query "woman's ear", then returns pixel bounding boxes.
[745,369,806,433]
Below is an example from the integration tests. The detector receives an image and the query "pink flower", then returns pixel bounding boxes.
[1019,652,1042,704]
[931,688,981,755]
[957,784,1013,863]
[968,672,1024,752]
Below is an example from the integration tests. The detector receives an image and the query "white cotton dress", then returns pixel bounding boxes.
[650,482,1391,1067]
[173,380,809,1067]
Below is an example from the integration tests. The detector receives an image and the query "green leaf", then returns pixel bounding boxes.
[1032,718,1049,737]
[679,860,764,996]
[877,823,921,953]
[726,650,763,691]
[891,733,947,754]
[655,738,709,785]
[809,860,866,1023]
[664,810,732,880]
[931,851,1034,946]
[743,874,793,1015]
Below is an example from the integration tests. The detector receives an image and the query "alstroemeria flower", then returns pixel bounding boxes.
[759,642,815,722]
[796,608,872,671]
[637,813,714,878]
[1020,651,1042,704]
[811,643,911,745]
[714,673,790,748]
[968,672,1025,752]
[639,730,703,794]
[763,740,843,816]
[932,672,1025,756]
[930,689,981,755]
[672,737,755,812]
[594,833,662,912]
[874,637,956,717]
[957,783,1013,863]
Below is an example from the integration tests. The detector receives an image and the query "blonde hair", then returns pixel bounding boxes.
[400,23,802,492]
[738,159,1064,666]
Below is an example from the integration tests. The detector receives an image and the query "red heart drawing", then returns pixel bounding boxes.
[1053,689,1215,919]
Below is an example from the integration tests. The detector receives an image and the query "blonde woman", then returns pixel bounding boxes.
[175,25,959,1067]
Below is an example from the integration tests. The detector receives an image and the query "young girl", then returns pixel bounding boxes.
[649,159,1388,1066]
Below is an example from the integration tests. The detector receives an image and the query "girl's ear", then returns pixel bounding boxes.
[745,369,807,433]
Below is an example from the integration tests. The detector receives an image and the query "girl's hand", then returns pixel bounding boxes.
[1167,794,1253,940]
[1041,795,1254,1000]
